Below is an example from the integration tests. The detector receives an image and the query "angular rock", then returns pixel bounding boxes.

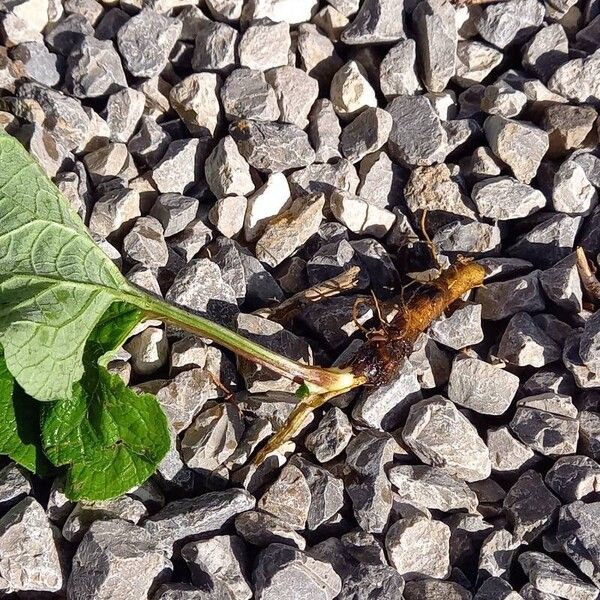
[487,427,537,475]
[497,312,561,368]
[235,510,306,550]
[455,40,503,86]
[552,159,598,215]
[484,115,549,183]
[345,430,398,532]
[402,396,492,482]
[297,23,344,86]
[128,117,171,167]
[448,355,519,415]
[181,535,251,600]
[389,465,479,513]
[539,252,583,312]
[548,50,600,105]
[304,406,353,463]
[352,360,421,429]
[117,8,181,78]
[66,36,127,98]
[244,172,291,242]
[387,95,448,166]
[358,151,402,209]
[288,160,359,199]
[433,219,501,256]
[123,216,169,269]
[205,135,254,199]
[254,544,341,600]
[546,456,600,502]
[290,456,345,530]
[556,501,600,587]
[170,73,221,137]
[476,270,545,321]
[523,23,569,81]
[150,194,199,238]
[265,66,319,129]
[543,104,598,158]
[192,19,237,73]
[68,519,171,600]
[104,88,145,144]
[504,470,560,542]
[472,177,546,220]
[475,0,544,49]
[166,258,239,327]
[88,187,141,241]
[209,196,247,238]
[330,60,377,120]
[478,528,522,580]
[330,189,396,238]
[230,119,315,173]
[0,497,63,593]
[341,0,405,44]
[507,214,581,268]
[144,489,255,553]
[413,0,457,93]
[510,393,579,456]
[125,326,168,375]
[519,551,598,600]
[339,564,406,600]
[181,403,244,471]
[308,99,342,162]
[385,517,451,580]
[255,194,325,267]
[380,39,422,98]
[221,68,279,123]
[340,107,393,163]
[238,19,290,71]
[152,138,208,194]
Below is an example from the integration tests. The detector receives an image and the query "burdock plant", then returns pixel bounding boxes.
[0,131,485,500]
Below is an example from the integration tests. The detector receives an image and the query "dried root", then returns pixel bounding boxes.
[251,257,486,464]
[352,257,486,386]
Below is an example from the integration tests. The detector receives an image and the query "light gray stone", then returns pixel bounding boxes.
[389,465,479,513]
[552,159,598,215]
[548,50,600,106]
[504,470,560,542]
[181,535,251,600]
[455,40,503,86]
[68,519,171,600]
[487,427,537,474]
[238,19,290,71]
[230,119,315,173]
[380,39,422,98]
[308,99,341,162]
[152,138,207,194]
[340,107,393,163]
[192,19,237,73]
[403,396,491,482]
[305,406,353,463]
[413,0,457,93]
[523,23,569,81]
[478,529,522,580]
[170,73,221,136]
[510,394,579,456]
[448,355,519,415]
[117,8,182,78]
[519,551,598,600]
[341,0,406,44]
[472,177,546,220]
[265,66,319,129]
[546,456,600,502]
[330,60,377,120]
[221,69,279,123]
[387,95,448,166]
[0,497,63,593]
[254,544,341,600]
[235,511,306,550]
[205,136,254,199]
[484,115,549,183]
[144,489,255,553]
[385,517,451,580]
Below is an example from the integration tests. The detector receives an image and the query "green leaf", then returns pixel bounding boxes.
[0,351,52,476]
[40,302,169,501]
[0,130,139,401]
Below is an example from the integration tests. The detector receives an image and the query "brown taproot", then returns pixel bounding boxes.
[351,257,486,386]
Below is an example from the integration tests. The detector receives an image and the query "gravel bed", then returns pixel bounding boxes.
[1,0,600,598]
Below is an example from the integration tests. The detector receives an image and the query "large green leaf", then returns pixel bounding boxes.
[41,303,170,501]
[0,130,138,400]
[0,350,51,475]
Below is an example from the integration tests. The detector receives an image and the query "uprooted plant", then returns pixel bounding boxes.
[0,130,486,501]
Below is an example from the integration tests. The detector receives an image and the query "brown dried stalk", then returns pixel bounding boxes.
[576,246,600,302]
[254,266,361,325]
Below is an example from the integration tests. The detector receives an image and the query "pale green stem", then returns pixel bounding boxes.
[128,289,357,394]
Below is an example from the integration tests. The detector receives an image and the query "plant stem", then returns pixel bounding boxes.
[131,291,358,394]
